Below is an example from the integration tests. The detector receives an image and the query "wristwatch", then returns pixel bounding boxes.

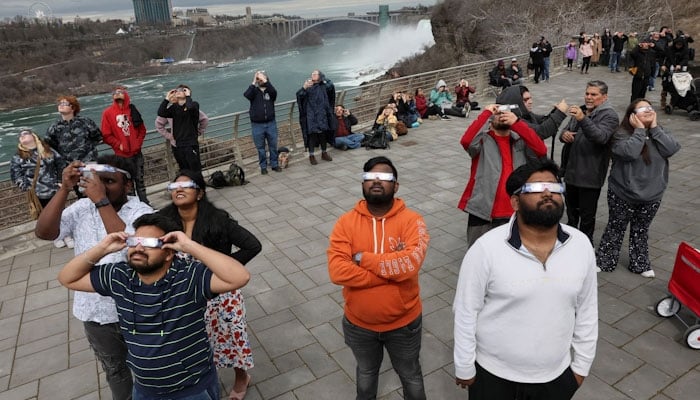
[94,198,111,208]
[353,252,362,264]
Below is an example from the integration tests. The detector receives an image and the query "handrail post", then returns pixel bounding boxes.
[232,114,243,164]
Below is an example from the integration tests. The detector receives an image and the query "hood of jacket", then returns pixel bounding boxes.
[435,79,447,90]
[496,86,528,119]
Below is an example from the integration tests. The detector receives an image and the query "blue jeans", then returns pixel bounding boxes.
[335,133,365,149]
[251,120,279,169]
[649,62,659,89]
[343,315,426,400]
[542,57,550,81]
[610,51,622,71]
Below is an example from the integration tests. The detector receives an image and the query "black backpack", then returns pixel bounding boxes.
[365,126,390,150]
[225,162,246,186]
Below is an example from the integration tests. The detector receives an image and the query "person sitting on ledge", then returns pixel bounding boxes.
[333,105,364,150]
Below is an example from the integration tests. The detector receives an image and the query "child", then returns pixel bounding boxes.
[566,39,578,71]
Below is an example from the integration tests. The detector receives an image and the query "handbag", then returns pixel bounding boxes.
[27,157,43,219]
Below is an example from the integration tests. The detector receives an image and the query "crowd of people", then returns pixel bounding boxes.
[6,24,693,399]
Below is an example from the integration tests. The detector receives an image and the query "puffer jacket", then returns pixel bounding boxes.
[45,115,102,162]
[10,149,65,199]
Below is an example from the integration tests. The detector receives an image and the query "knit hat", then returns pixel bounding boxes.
[497,60,505,66]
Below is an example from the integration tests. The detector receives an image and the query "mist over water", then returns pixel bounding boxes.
[0,21,434,164]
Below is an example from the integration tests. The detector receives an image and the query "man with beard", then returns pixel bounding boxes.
[57,213,250,399]
[327,156,430,400]
[453,159,598,400]
[457,104,547,246]
[36,155,153,400]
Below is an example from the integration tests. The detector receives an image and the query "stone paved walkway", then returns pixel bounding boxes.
[1,65,699,400]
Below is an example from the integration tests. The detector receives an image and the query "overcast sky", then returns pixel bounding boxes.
[4,1,437,21]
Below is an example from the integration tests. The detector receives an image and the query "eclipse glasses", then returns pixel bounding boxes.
[126,236,164,248]
[362,172,396,182]
[514,182,565,195]
[166,181,200,191]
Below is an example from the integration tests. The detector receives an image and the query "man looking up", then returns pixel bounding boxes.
[559,80,618,243]
[245,70,281,175]
[454,159,598,400]
[327,156,430,400]
[57,213,250,399]
[35,155,153,400]
[101,85,149,204]
[333,105,364,150]
[457,103,547,246]
[157,84,202,172]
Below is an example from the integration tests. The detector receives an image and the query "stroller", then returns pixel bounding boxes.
[655,242,700,349]
[662,71,700,120]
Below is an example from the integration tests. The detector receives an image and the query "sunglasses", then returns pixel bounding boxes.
[362,172,395,182]
[126,236,163,248]
[166,181,200,191]
[634,106,653,113]
[515,182,565,194]
[80,163,132,179]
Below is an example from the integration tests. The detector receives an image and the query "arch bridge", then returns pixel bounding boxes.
[263,14,402,41]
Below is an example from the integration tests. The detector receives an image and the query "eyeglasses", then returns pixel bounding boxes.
[80,163,132,179]
[58,101,71,106]
[126,236,163,248]
[634,106,653,113]
[362,172,395,182]
[166,181,200,191]
[514,182,565,195]
[19,130,33,136]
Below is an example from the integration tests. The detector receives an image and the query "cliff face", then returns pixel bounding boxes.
[396,0,699,75]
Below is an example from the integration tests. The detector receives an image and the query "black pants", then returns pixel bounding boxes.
[469,363,579,400]
[581,57,591,73]
[533,64,544,83]
[565,183,601,243]
[126,152,148,204]
[631,76,648,103]
[171,144,201,172]
[308,131,327,154]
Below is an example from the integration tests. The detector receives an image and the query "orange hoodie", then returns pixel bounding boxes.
[328,198,429,332]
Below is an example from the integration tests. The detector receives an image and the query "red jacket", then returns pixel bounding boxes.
[415,94,428,117]
[101,92,147,157]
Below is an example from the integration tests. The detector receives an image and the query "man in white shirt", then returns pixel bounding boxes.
[36,155,153,400]
[453,158,598,400]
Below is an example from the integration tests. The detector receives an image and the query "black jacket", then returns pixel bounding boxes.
[244,81,277,123]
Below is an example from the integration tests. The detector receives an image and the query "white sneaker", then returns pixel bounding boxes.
[595,267,601,273]
[640,270,655,278]
[64,236,75,249]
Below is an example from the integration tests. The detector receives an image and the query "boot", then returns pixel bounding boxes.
[660,92,667,109]
[309,155,317,165]
[321,151,332,161]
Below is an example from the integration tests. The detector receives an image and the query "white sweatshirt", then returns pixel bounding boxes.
[453,217,598,383]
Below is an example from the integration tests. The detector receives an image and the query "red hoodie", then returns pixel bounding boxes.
[101,91,147,157]
[327,198,430,332]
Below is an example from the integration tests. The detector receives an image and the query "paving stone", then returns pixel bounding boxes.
[0,282,26,303]
[419,331,453,375]
[256,319,316,358]
[662,369,700,400]
[17,311,67,346]
[422,306,453,343]
[309,323,346,354]
[248,309,296,332]
[297,343,340,378]
[599,321,634,347]
[37,361,97,400]
[10,345,67,387]
[0,315,20,342]
[22,302,65,323]
[15,332,67,359]
[292,370,355,400]
[573,374,632,399]
[272,351,303,374]
[255,284,306,315]
[0,381,38,400]
[291,295,344,329]
[423,368,464,400]
[0,347,13,378]
[257,365,316,399]
[623,331,700,378]
[592,338,644,385]
[613,309,666,337]
[7,267,30,285]
[260,269,291,289]
[615,363,675,400]
[0,297,24,319]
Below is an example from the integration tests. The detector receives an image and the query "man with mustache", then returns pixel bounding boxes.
[57,213,250,399]
[457,103,547,246]
[453,159,598,400]
[327,156,430,400]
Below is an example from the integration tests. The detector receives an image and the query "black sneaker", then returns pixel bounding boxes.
[272,167,282,172]
[338,143,348,151]
[440,115,450,120]
[261,169,268,175]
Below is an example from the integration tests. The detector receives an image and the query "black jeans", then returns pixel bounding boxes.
[84,321,133,400]
[469,362,579,400]
[564,183,601,243]
[308,131,328,154]
[127,152,148,204]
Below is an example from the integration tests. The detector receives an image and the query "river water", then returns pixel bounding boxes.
[0,21,433,164]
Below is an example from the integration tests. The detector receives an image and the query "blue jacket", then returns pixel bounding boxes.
[244,81,277,123]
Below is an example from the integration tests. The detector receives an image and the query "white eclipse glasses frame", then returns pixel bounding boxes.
[362,172,396,182]
[80,163,132,179]
[166,181,200,191]
[514,182,566,195]
[125,236,164,248]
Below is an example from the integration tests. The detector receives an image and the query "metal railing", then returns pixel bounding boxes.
[0,46,567,231]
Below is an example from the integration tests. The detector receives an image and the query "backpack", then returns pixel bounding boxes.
[225,162,246,186]
[207,171,228,189]
[365,126,390,150]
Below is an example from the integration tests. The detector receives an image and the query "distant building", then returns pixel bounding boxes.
[132,0,172,25]
[172,7,215,26]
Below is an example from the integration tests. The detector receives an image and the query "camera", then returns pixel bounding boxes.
[498,104,518,112]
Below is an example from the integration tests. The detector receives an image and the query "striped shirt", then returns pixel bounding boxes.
[90,256,217,398]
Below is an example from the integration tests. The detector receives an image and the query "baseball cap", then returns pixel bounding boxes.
[511,58,518,62]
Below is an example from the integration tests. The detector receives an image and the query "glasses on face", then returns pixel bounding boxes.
[167,181,200,191]
[362,172,395,182]
[634,106,653,114]
[515,182,565,195]
[58,101,71,106]
[19,130,33,137]
[126,236,163,248]
[80,163,132,179]
[113,89,127,95]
